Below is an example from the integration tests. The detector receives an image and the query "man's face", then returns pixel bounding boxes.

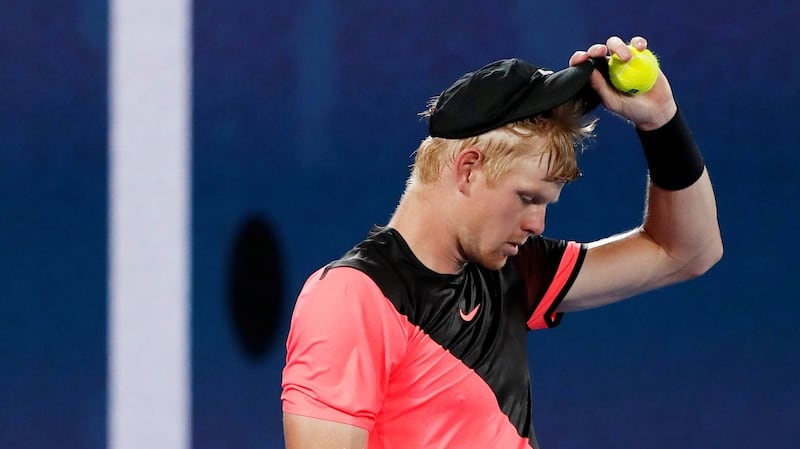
[458,152,565,270]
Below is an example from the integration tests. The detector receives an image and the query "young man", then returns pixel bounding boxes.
[281,36,723,449]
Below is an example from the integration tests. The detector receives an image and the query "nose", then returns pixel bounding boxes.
[521,206,546,236]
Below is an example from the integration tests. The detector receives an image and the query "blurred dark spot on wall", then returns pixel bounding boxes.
[228,215,284,360]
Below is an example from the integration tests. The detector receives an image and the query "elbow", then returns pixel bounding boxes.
[682,236,724,280]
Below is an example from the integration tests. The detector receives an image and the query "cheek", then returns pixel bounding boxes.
[487,199,525,227]
[477,204,524,244]
[467,189,525,238]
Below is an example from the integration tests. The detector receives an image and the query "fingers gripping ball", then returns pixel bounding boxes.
[608,45,660,95]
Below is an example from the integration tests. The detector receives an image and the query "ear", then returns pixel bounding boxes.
[454,146,482,193]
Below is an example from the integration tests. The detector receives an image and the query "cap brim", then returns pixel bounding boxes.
[504,59,601,126]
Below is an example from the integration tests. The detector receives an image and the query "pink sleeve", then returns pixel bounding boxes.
[281,266,408,430]
[527,241,584,330]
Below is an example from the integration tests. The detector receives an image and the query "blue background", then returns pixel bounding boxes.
[2,0,799,448]
[0,1,107,448]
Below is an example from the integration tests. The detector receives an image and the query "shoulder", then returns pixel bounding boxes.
[512,236,586,275]
[296,265,385,317]
[322,227,426,308]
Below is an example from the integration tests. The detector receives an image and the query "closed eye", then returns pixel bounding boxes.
[518,192,547,205]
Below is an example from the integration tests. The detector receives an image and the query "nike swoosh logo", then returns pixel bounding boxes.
[459,304,480,322]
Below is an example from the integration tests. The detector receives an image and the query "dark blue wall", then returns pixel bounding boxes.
[0,2,107,448]
[2,0,798,448]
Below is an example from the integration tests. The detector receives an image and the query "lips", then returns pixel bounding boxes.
[504,242,520,256]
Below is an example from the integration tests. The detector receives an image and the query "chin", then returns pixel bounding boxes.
[476,254,509,271]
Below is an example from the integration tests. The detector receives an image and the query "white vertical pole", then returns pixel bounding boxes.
[109,0,191,448]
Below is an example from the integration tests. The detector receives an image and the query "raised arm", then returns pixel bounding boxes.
[559,36,723,311]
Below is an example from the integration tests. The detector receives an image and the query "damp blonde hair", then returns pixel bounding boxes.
[410,99,597,187]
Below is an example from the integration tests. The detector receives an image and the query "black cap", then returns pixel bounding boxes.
[428,58,604,139]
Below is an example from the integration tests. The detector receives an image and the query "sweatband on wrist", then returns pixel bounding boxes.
[636,108,705,191]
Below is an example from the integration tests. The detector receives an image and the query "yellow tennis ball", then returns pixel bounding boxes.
[608,45,660,95]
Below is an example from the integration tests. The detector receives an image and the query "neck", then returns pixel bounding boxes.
[387,184,466,274]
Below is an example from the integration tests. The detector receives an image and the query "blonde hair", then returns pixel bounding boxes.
[411,100,597,187]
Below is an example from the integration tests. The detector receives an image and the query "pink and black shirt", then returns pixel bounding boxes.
[282,227,586,448]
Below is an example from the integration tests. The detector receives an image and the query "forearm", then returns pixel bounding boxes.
[639,111,723,279]
[561,122,722,310]
[643,171,722,276]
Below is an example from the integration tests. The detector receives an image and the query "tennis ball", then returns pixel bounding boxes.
[608,45,660,95]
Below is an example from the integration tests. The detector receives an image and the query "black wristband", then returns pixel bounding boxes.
[636,108,705,191]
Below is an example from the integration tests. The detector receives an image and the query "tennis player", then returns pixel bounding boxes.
[281,35,722,449]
